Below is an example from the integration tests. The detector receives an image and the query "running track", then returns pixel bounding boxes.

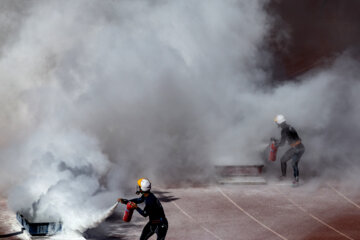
[1,181,359,239]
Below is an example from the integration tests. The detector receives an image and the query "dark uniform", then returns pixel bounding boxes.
[125,193,168,240]
[274,123,305,181]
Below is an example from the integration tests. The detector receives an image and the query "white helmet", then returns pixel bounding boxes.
[274,114,286,124]
[137,178,151,192]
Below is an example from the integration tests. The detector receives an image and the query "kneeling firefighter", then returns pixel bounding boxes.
[272,114,305,185]
[118,178,168,240]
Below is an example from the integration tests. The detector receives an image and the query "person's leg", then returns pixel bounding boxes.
[156,224,168,240]
[155,218,168,240]
[291,157,300,180]
[291,146,305,181]
[140,222,155,240]
[280,148,296,177]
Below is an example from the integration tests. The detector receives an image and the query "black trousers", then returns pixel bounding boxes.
[140,219,168,240]
[280,143,305,178]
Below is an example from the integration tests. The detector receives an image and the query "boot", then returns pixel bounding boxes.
[292,177,299,187]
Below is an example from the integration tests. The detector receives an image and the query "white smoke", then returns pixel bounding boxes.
[0,0,359,234]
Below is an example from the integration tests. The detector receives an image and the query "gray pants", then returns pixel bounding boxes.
[280,143,305,178]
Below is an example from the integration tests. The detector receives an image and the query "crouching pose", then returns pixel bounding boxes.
[118,178,168,240]
[272,114,305,185]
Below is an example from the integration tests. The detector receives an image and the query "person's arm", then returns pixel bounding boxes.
[135,206,149,217]
[275,129,286,148]
[129,195,145,204]
[118,195,145,205]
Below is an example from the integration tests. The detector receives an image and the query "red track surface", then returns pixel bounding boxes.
[1,181,360,239]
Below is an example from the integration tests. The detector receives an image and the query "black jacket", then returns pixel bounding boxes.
[130,192,166,222]
[275,123,301,148]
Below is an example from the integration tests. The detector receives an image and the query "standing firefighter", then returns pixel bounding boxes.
[118,178,168,240]
[272,114,305,185]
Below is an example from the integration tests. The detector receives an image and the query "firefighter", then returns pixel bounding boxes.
[118,178,168,240]
[272,114,305,185]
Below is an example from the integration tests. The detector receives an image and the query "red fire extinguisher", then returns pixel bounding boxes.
[123,202,136,222]
[269,141,278,162]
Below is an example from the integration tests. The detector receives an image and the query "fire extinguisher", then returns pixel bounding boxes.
[123,202,136,222]
[269,141,278,162]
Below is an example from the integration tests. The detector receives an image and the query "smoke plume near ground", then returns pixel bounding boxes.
[0,0,359,233]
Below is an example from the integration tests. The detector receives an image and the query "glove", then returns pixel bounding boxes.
[117,198,129,204]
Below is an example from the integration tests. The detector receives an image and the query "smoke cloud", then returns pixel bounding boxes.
[0,0,359,234]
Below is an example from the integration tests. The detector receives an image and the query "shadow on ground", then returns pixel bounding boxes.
[152,190,180,203]
[0,228,24,238]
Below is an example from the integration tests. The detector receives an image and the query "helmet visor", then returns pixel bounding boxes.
[136,185,141,195]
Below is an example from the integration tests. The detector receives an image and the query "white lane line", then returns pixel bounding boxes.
[216,187,288,240]
[171,201,195,221]
[171,200,223,240]
[157,188,223,240]
[327,184,360,210]
[274,187,354,240]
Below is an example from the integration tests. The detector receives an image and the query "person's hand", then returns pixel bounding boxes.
[129,202,137,209]
[270,137,276,142]
[117,198,128,204]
